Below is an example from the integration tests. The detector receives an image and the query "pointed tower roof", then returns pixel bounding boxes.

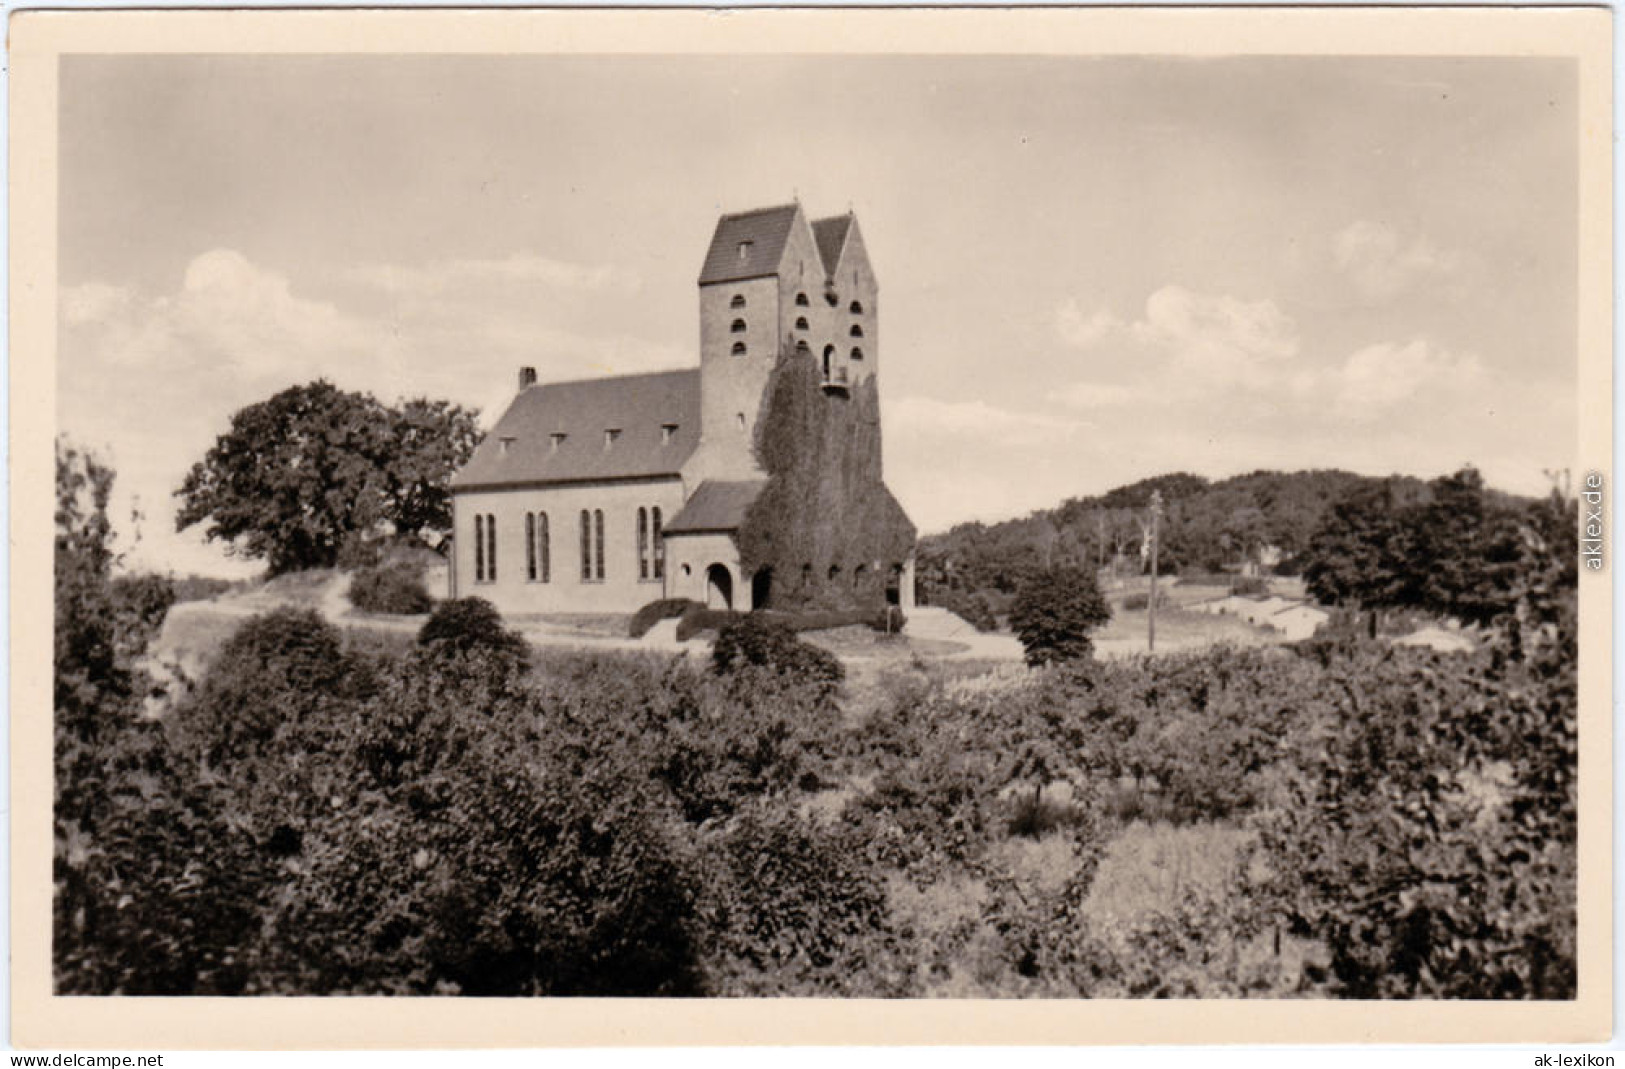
[697,203,802,285]
[810,214,854,276]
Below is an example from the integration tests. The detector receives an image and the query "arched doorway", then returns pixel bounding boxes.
[885,563,903,606]
[751,568,773,610]
[705,564,734,610]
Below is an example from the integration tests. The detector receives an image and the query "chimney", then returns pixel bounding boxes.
[518,366,538,390]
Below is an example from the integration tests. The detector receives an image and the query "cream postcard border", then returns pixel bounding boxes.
[9,5,1613,1048]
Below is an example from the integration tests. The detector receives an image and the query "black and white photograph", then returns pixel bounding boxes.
[14,5,1611,1049]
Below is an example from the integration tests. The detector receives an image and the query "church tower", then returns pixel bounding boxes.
[687,202,880,487]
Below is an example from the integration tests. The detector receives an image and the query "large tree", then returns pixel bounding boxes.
[175,381,481,574]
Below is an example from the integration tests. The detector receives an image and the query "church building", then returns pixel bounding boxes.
[447,201,917,615]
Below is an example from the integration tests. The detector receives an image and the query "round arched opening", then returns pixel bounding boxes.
[751,568,773,610]
[705,564,734,610]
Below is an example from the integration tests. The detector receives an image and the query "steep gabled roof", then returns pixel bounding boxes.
[697,203,801,286]
[664,479,767,534]
[811,214,853,276]
[451,368,700,491]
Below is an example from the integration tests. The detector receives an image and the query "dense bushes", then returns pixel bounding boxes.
[59,442,1577,1000]
[350,559,434,614]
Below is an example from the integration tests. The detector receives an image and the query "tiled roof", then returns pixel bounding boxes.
[811,215,852,275]
[451,369,700,490]
[697,204,800,286]
[664,479,767,534]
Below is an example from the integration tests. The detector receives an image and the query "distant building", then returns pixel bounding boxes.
[447,201,916,615]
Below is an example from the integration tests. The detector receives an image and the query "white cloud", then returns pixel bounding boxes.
[346,252,640,299]
[1058,382,1138,410]
[58,247,687,576]
[1333,220,1461,302]
[1332,338,1485,416]
[1055,298,1122,349]
[1132,285,1299,375]
[886,396,1091,447]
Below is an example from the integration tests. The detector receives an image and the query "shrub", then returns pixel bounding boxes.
[417,598,526,660]
[698,806,901,995]
[178,607,356,766]
[939,589,1000,632]
[350,560,434,615]
[629,598,702,638]
[1119,590,1171,612]
[675,606,739,642]
[711,614,844,699]
[868,605,907,634]
[1009,565,1111,667]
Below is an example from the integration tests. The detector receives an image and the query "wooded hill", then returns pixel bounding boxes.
[916,468,1533,599]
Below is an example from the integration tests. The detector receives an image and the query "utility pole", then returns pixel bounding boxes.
[1148,490,1163,652]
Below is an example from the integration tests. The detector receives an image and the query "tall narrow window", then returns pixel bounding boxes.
[526,512,537,581]
[593,510,605,581]
[638,507,649,580]
[652,507,664,579]
[580,510,592,581]
[485,513,497,582]
[538,512,550,583]
[474,514,486,581]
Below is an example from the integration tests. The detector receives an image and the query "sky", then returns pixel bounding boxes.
[57,53,1579,577]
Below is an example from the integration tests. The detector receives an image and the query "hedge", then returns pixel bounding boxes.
[629,599,703,639]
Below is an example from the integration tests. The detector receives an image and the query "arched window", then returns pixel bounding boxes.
[854,563,868,589]
[593,509,605,581]
[730,294,746,309]
[828,563,841,582]
[638,507,649,580]
[580,510,592,581]
[474,514,485,582]
[795,340,810,356]
[800,562,812,589]
[795,292,809,307]
[730,319,746,334]
[652,507,664,579]
[823,345,835,380]
[851,347,865,361]
[537,512,550,583]
[850,300,864,314]
[485,513,496,582]
[731,341,747,356]
[526,512,537,581]
[850,324,864,338]
[795,317,809,330]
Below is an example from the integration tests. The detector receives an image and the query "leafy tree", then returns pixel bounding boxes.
[175,381,480,574]
[1302,478,1417,610]
[1008,564,1111,666]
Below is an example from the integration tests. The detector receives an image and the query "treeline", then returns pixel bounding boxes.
[917,467,1552,622]
[918,469,1396,601]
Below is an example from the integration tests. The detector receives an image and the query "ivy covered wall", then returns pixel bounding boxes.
[737,346,916,611]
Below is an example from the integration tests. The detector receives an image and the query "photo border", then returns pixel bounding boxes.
[9,5,1612,1048]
